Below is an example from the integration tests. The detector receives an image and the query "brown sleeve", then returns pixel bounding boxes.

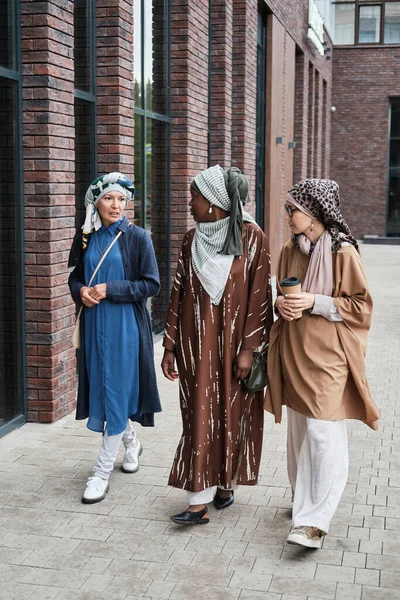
[163,246,185,352]
[241,226,274,350]
[334,246,373,335]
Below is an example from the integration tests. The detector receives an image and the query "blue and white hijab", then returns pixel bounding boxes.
[82,172,135,234]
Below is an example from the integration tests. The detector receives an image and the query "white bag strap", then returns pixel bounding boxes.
[77,230,123,319]
[87,230,122,287]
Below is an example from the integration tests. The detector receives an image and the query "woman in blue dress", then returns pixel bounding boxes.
[68,172,161,504]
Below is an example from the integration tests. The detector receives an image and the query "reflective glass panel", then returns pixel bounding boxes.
[384,2,400,43]
[334,4,356,44]
[0,78,23,425]
[0,0,15,69]
[359,5,381,43]
[75,98,95,229]
[134,114,143,226]
[144,0,169,113]
[134,0,142,107]
[74,0,92,92]
[147,118,169,331]
[387,173,400,235]
[387,103,400,236]
[390,139,400,168]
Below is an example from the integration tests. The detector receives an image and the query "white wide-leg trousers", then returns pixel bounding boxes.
[93,419,137,481]
[287,407,348,533]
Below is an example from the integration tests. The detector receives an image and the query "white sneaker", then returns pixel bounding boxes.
[287,526,324,549]
[121,441,143,473]
[82,476,109,504]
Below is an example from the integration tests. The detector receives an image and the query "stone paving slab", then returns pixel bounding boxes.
[0,243,399,600]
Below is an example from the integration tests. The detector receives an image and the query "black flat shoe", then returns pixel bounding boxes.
[170,506,209,525]
[213,490,234,510]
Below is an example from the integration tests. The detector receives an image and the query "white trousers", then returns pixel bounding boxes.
[93,420,137,481]
[187,480,237,505]
[287,407,348,533]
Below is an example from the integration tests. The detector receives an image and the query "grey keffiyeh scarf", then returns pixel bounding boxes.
[191,165,255,305]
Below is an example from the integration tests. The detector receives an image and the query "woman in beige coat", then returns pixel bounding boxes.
[265,178,380,548]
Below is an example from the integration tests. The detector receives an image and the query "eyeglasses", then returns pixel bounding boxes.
[284,205,299,218]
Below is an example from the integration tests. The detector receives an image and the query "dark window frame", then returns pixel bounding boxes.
[334,0,400,45]
[0,0,27,437]
[74,0,97,186]
[134,0,171,232]
[133,0,171,333]
[256,11,267,229]
[387,98,400,236]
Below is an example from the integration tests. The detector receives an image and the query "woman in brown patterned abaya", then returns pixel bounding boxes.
[161,165,273,524]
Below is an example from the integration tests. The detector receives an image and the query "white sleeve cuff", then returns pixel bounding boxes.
[311,294,342,322]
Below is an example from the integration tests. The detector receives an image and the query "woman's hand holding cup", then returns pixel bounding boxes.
[283,292,315,314]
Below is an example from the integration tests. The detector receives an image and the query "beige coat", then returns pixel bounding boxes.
[264,240,380,430]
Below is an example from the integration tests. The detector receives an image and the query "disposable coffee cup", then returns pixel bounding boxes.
[280,277,302,319]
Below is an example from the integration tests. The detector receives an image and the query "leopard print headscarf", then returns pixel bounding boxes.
[288,179,359,254]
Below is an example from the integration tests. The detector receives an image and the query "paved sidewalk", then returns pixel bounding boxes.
[0,243,399,600]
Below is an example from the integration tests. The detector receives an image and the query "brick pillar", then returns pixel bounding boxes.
[323,78,331,179]
[293,53,309,183]
[307,64,315,178]
[209,0,233,168]
[314,71,323,178]
[96,0,134,180]
[232,0,258,203]
[170,0,209,268]
[21,1,77,422]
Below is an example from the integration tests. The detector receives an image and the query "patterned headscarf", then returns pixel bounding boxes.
[191,165,255,305]
[192,165,254,258]
[82,172,135,235]
[288,179,359,254]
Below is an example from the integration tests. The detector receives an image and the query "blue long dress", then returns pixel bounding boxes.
[83,218,140,435]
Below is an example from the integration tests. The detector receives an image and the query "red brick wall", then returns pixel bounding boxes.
[169,0,209,267]
[293,52,309,182]
[331,47,400,238]
[21,0,77,423]
[231,0,258,207]
[96,0,134,181]
[209,0,233,168]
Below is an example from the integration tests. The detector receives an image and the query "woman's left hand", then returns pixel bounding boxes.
[88,283,107,301]
[284,292,315,311]
[233,349,254,380]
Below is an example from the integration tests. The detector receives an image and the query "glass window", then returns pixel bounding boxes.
[140,0,169,114]
[74,0,93,93]
[134,115,143,226]
[75,99,96,228]
[387,101,400,236]
[146,118,169,331]
[0,0,15,69]
[133,0,170,332]
[390,139,400,168]
[134,0,142,108]
[335,4,356,44]
[359,5,381,43]
[74,0,96,229]
[384,2,400,42]
[0,78,23,425]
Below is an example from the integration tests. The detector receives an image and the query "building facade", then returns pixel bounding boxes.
[331,0,400,238]
[1,0,333,434]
